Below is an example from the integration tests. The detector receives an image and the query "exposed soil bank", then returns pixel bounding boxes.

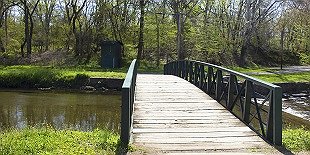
[88,78,124,91]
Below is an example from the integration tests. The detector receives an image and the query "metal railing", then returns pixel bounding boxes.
[120,59,138,147]
[164,60,282,146]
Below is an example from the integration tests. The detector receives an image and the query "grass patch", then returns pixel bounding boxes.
[228,66,310,83]
[0,65,126,88]
[0,127,119,155]
[283,127,310,152]
[228,66,272,73]
[252,72,310,83]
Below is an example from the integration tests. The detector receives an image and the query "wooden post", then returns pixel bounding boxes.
[207,67,213,94]
[267,91,274,143]
[243,80,252,123]
[189,61,193,83]
[194,62,199,85]
[273,87,282,145]
[184,61,188,80]
[199,65,205,89]
[120,88,130,147]
[215,70,222,101]
[178,61,182,77]
[227,74,236,110]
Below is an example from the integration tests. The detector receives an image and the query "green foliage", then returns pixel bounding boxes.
[0,65,126,88]
[0,127,119,155]
[283,127,310,152]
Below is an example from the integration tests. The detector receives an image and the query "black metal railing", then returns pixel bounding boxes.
[120,59,138,147]
[164,60,282,146]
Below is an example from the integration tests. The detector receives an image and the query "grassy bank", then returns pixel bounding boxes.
[0,127,119,155]
[283,127,310,152]
[252,72,310,83]
[0,66,126,88]
[230,67,310,83]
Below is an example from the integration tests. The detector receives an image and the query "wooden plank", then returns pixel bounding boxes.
[131,74,279,154]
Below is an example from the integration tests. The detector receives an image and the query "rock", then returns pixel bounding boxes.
[38,87,54,91]
[98,87,107,91]
[80,86,96,91]
[283,93,290,98]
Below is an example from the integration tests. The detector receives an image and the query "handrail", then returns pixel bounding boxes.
[164,60,282,146]
[120,59,138,148]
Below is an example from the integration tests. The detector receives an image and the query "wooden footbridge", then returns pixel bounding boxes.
[120,59,282,154]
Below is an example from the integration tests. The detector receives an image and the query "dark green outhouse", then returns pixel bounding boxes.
[100,41,123,68]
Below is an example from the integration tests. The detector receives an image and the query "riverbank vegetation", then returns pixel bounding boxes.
[0,127,119,155]
[0,65,125,88]
[283,127,310,152]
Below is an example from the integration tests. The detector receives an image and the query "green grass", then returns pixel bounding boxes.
[252,72,310,83]
[0,65,126,88]
[0,127,119,155]
[228,66,272,73]
[228,66,310,83]
[283,127,310,152]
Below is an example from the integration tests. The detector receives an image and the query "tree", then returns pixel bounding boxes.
[19,0,40,57]
[36,0,56,51]
[137,0,145,60]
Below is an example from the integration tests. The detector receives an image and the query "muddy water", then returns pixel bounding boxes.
[0,90,121,132]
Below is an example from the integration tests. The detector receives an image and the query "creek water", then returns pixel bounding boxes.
[283,97,310,121]
[0,90,308,132]
[0,90,121,132]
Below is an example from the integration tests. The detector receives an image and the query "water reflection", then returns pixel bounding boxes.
[0,91,121,132]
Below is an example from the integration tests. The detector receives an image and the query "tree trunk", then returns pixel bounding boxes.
[239,0,252,67]
[177,13,185,60]
[0,39,5,53]
[137,0,145,60]
[156,14,160,67]
[21,2,29,58]
[27,16,34,57]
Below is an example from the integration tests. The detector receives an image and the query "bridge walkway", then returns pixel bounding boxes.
[131,74,279,154]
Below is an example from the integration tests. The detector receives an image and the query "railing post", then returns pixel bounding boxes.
[189,61,193,83]
[243,80,252,123]
[184,61,188,80]
[273,87,282,146]
[177,61,181,77]
[227,74,236,110]
[199,65,204,89]
[194,62,199,85]
[207,66,213,93]
[120,88,130,147]
[215,70,222,101]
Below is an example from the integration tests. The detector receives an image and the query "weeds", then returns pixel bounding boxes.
[283,127,310,152]
[0,127,120,155]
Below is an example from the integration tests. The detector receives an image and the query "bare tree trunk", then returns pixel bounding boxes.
[4,11,8,47]
[137,0,145,60]
[156,14,160,67]
[176,13,185,60]
[27,15,35,57]
[0,1,5,53]
[239,0,252,67]
[21,1,29,58]
[280,27,285,69]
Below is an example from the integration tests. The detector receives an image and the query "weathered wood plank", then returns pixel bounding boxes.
[132,74,279,154]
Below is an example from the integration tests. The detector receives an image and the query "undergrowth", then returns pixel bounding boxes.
[0,127,120,155]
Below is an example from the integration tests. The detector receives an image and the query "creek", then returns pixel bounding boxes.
[0,90,121,132]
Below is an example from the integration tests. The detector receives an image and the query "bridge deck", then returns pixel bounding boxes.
[132,74,279,154]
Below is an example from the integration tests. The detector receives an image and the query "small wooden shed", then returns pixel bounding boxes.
[100,41,123,68]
